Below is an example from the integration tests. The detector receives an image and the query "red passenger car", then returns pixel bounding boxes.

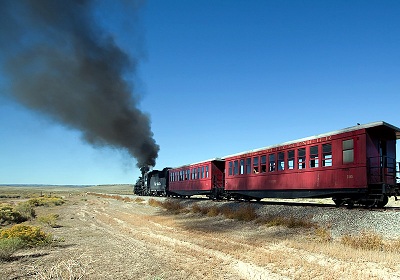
[168,158,225,199]
[223,121,400,207]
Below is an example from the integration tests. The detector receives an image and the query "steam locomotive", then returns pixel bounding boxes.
[134,121,400,207]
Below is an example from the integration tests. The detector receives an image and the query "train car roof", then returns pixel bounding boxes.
[170,158,224,170]
[223,121,400,159]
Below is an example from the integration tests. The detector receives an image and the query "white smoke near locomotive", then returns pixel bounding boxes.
[135,121,400,208]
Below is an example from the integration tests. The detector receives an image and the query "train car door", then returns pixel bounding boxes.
[211,160,225,198]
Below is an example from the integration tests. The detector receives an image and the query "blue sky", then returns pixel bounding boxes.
[1,0,399,185]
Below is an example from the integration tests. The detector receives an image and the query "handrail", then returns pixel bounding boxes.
[397,162,400,184]
[367,156,397,185]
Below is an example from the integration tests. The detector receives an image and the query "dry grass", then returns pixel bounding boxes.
[314,226,332,242]
[341,231,384,251]
[87,192,137,203]
[134,197,145,203]
[37,214,60,228]
[190,203,258,221]
[28,254,94,279]
[2,187,400,279]
[257,214,315,228]
[160,200,185,213]
[148,198,163,207]
[220,204,258,221]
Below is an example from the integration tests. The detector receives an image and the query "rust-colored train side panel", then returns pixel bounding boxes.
[168,159,224,195]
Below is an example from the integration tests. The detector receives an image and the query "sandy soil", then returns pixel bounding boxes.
[2,192,400,280]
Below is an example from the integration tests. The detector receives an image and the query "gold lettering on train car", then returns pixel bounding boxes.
[347,175,353,179]
[272,135,332,151]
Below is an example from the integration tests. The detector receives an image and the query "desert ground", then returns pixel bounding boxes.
[1,185,400,280]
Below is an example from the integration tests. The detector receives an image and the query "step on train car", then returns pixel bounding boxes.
[135,121,400,207]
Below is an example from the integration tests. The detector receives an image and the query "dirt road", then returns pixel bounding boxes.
[2,193,400,279]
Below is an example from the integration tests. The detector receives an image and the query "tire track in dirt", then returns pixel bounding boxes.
[70,196,400,280]
[77,199,287,279]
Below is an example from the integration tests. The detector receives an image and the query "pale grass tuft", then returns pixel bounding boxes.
[221,204,258,221]
[206,206,219,217]
[314,226,332,242]
[257,214,315,228]
[191,203,208,215]
[37,214,60,228]
[386,239,400,252]
[191,203,258,221]
[29,254,94,280]
[148,198,163,207]
[160,200,185,213]
[134,197,145,203]
[86,192,133,202]
[341,231,384,250]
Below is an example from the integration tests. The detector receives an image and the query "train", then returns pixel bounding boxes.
[134,121,400,207]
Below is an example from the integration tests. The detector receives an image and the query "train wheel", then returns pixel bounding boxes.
[376,195,389,208]
[333,198,343,207]
[346,200,354,209]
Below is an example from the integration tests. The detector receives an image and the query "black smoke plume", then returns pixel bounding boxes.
[0,0,159,168]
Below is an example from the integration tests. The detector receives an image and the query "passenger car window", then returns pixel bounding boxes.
[288,150,295,169]
[261,156,267,173]
[343,139,354,163]
[278,152,285,170]
[253,157,259,173]
[322,144,332,166]
[269,154,276,172]
[310,146,319,168]
[298,148,306,169]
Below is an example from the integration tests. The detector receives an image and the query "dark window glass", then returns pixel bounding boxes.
[278,152,285,170]
[298,148,306,169]
[228,162,233,176]
[234,160,239,175]
[322,144,332,167]
[253,157,259,173]
[261,156,267,173]
[246,158,251,174]
[310,146,319,168]
[288,150,295,169]
[269,154,276,172]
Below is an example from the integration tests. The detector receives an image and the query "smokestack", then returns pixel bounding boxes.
[0,0,159,169]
